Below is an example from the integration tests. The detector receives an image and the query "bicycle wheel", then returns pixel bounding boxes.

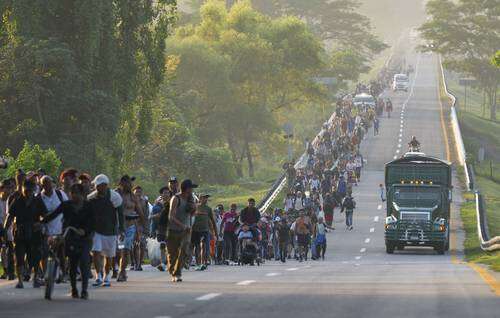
[45,257,57,300]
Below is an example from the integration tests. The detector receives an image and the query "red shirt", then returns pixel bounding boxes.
[222,211,237,233]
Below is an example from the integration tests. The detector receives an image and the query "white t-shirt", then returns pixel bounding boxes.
[41,190,69,235]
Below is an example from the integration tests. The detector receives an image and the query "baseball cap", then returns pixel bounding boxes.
[169,176,178,183]
[180,179,198,191]
[92,174,110,187]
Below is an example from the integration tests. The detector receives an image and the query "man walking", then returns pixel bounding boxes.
[167,179,197,282]
[88,174,123,287]
[191,194,217,270]
[341,194,356,231]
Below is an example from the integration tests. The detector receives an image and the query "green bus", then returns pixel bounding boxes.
[384,153,452,254]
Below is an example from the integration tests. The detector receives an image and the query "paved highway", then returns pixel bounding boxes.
[1,51,498,318]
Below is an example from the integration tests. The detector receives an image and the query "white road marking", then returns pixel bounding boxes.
[398,138,402,143]
[154,316,171,318]
[399,133,402,137]
[400,124,403,128]
[374,216,380,222]
[196,293,221,301]
[360,248,367,253]
[174,304,186,308]
[370,227,375,233]
[365,238,371,244]
[355,256,362,260]
[286,267,299,271]
[377,204,382,210]
[401,120,404,124]
[237,280,256,286]
[397,144,401,148]
[396,149,400,154]
[266,273,281,277]
[393,155,397,159]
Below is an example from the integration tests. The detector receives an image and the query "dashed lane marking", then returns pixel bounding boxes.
[374,216,380,222]
[266,273,281,277]
[236,280,256,286]
[396,149,400,154]
[370,227,375,233]
[196,293,221,301]
[397,144,401,148]
[355,256,362,260]
[364,238,371,244]
[393,155,397,159]
[286,267,299,271]
[360,248,367,253]
[377,204,382,210]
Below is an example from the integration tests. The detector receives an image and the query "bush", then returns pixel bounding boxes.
[182,142,236,185]
[2,141,62,178]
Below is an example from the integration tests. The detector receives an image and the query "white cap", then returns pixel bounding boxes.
[92,174,109,187]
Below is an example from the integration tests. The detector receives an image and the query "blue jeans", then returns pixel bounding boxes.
[273,238,280,260]
[345,210,353,227]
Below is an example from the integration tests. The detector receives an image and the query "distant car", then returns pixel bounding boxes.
[392,74,409,92]
[353,93,376,108]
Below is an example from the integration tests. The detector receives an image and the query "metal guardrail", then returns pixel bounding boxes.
[439,56,499,251]
[257,109,340,214]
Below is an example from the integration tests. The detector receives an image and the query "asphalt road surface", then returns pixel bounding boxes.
[1,52,498,318]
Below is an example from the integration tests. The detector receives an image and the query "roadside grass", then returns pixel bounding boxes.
[443,71,500,271]
[460,194,500,272]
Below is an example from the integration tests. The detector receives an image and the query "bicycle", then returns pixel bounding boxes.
[45,226,84,300]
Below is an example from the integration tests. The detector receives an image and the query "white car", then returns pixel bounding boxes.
[392,74,409,92]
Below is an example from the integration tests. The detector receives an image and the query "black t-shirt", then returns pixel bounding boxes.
[45,201,95,241]
[8,194,47,240]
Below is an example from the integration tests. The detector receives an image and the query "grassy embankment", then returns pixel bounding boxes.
[444,71,500,271]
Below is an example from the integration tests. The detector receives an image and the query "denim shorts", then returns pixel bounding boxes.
[119,225,136,250]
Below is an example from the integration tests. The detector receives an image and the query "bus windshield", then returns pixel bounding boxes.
[393,186,441,208]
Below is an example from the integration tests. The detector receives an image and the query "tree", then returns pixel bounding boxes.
[164,0,326,177]
[253,0,388,62]
[1,141,61,178]
[0,0,177,175]
[419,0,500,120]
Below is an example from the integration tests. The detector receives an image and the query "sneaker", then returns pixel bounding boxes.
[116,271,127,282]
[157,264,166,272]
[80,290,89,300]
[175,276,182,282]
[15,282,24,289]
[71,289,79,299]
[92,278,103,287]
[33,278,43,288]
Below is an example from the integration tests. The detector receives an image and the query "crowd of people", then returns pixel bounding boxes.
[0,83,386,299]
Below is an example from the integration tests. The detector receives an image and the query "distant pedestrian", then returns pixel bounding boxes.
[373,118,379,136]
[341,194,356,231]
[379,184,386,202]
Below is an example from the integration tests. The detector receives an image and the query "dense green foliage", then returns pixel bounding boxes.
[160,0,327,179]
[1,142,61,178]
[0,0,386,191]
[419,0,500,120]
[0,0,177,176]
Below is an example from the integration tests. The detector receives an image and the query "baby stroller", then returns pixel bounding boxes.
[237,225,261,266]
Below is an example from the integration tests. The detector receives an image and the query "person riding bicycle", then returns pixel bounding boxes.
[42,183,94,299]
[408,136,421,151]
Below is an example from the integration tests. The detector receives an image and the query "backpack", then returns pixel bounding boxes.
[344,197,355,210]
